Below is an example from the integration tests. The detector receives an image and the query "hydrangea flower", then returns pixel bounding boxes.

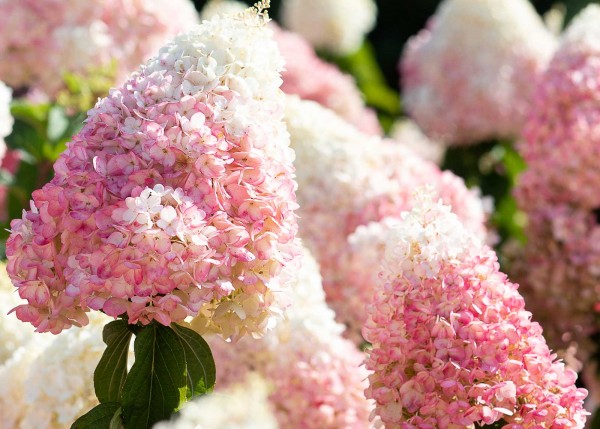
[198,247,374,429]
[363,190,588,428]
[153,374,278,429]
[285,96,488,341]
[0,313,113,429]
[0,264,35,364]
[280,0,377,55]
[401,0,556,144]
[517,4,600,209]
[514,5,600,362]
[389,119,445,165]
[6,8,300,340]
[0,0,199,97]
[201,0,381,135]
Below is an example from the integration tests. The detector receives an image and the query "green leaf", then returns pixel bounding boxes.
[46,105,70,142]
[121,322,215,429]
[94,320,132,403]
[171,323,215,401]
[10,102,50,126]
[71,402,122,429]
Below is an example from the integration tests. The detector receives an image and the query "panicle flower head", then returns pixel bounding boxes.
[280,0,377,55]
[285,96,488,342]
[518,4,600,209]
[0,313,113,429]
[201,0,381,135]
[513,6,600,362]
[0,0,199,97]
[201,247,374,429]
[6,9,301,339]
[363,190,588,428]
[401,0,556,144]
[152,373,278,429]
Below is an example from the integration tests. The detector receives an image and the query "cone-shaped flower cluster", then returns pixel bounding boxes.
[363,190,588,428]
[0,0,199,97]
[286,96,488,342]
[401,0,556,144]
[514,5,600,360]
[6,8,300,339]
[201,247,374,429]
[200,0,381,135]
[280,0,377,55]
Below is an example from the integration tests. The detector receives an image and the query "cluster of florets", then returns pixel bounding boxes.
[513,5,600,361]
[0,313,112,429]
[200,248,374,429]
[0,263,34,364]
[363,191,588,428]
[200,0,381,135]
[285,96,488,342]
[153,374,279,429]
[280,0,377,55]
[0,0,199,97]
[401,0,556,145]
[6,10,300,339]
[389,119,445,165]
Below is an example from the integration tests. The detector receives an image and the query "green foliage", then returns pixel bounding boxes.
[121,323,215,428]
[442,140,527,248]
[71,402,122,429]
[94,320,133,404]
[76,322,215,429]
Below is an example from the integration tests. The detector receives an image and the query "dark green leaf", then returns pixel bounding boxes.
[71,402,121,429]
[171,324,215,400]
[121,322,214,429]
[94,320,132,403]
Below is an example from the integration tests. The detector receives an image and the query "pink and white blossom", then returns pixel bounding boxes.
[6,9,300,339]
[0,0,199,97]
[363,191,588,428]
[401,0,556,144]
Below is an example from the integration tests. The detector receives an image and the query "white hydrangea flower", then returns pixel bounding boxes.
[153,374,278,429]
[383,187,479,282]
[200,0,247,20]
[402,0,557,144]
[280,0,377,55]
[0,264,35,364]
[560,4,600,51]
[389,119,446,165]
[0,313,116,429]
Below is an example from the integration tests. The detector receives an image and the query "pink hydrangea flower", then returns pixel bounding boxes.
[401,0,556,144]
[514,5,600,363]
[6,9,300,339]
[363,191,588,428]
[285,96,488,342]
[0,0,199,97]
[202,248,375,429]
